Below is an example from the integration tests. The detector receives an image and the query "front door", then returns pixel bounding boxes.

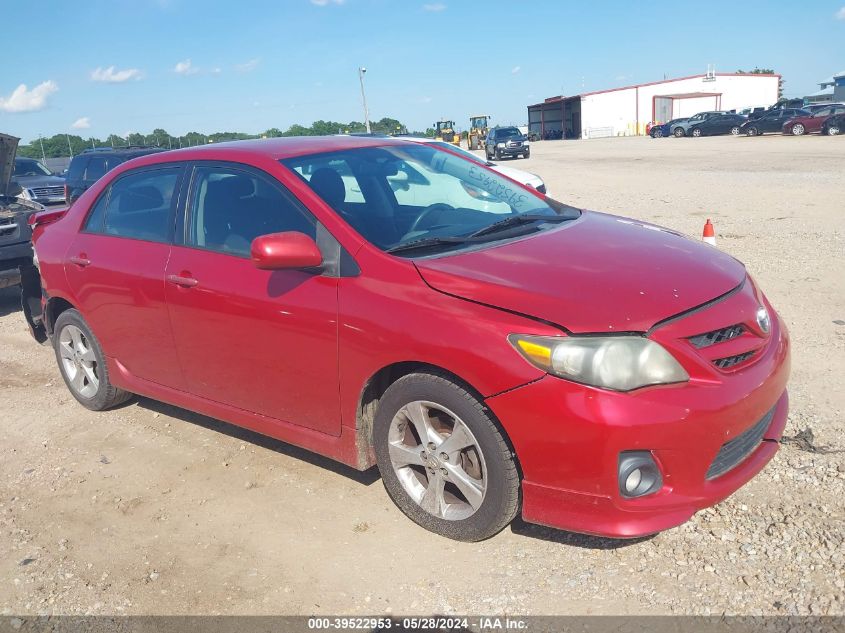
[63,164,186,389]
[164,163,342,436]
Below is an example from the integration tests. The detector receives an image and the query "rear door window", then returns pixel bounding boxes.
[94,167,182,242]
[84,157,109,182]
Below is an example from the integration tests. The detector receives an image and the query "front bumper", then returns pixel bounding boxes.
[496,144,529,156]
[486,309,790,538]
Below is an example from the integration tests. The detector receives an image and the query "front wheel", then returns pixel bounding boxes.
[791,124,805,136]
[53,309,131,410]
[373,372,520,541]
[746,126,759,136]
[730,126,740,135]
[522,150,530,159]
[827,124,841,136]
[494,148,502,160]
[653,128,664,138]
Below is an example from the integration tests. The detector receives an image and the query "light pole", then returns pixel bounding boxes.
[358,67,371,134]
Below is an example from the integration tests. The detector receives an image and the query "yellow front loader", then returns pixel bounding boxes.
[434,120,460,146]
[468,114,491,150]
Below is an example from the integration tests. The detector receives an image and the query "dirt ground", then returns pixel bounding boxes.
[1,135,843,617]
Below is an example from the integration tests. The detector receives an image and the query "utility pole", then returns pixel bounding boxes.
[358,67,371,134]
[38,135,46,162]
[66,134,73,157]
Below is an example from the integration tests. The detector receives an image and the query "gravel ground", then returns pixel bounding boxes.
[0,135,843,617]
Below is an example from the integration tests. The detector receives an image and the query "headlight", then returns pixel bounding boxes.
[497,142,505,147]
[20,189,34,200]
[509,334,689,391]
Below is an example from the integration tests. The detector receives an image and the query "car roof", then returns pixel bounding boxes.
[104,135,427,170]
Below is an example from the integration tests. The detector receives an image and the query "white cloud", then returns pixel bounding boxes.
[211,67,222,75]
[174,59,199,75]
[71,117,91,129]
[0,81,58,113]
[511,65,521,74]
[91,66,143,83]
[423,3,446,10]
[235,58,261,73]
[310,0,345,5]
[836,6,845,19]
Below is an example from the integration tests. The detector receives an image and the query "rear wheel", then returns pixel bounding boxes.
[373,372,520,541]
[53,309,131,411]
[730,126,740,135]
[826,124,840,136]
[746,126,759,136]
[791,123,805,136]
[673,127,685,138]
[691,127,702,137]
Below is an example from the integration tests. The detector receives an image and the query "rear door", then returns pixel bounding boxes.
[164,162,342,435]
[63,164,186,389]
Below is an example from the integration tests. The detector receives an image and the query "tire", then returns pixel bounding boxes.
[673,127,685,138]
[746,126,759,137]
[826,124,840,136]
[653,129,664,138]
[791,124,805,136]
[373,372,520,542]
[53,309,131,411]
[494,148,502,160]
[522,150,530,159]
[691,127,702,137]
[730,126,740,135]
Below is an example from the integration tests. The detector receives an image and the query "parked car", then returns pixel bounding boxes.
[24,136,790,542]
[409,137,548,195]
[12,157,66,206]
[0,134,43,289]
[740,108,811,136]
[737,105,767,118]
[687,113,748,137]
[649,118,688,138]
[485,127,530,159]
[820,112,844,136]
[64,146,165,205]
[670,112,726,137]
[782,104,845,136]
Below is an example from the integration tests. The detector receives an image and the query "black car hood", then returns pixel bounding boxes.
[0,133,19,197]
[14,173,65,188]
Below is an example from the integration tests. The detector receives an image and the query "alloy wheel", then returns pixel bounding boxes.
[730,126,740,135]
[828,126,840,136]
[58,324,99,398]
[792,124,805,136]
[692,128,702,137]
[387,400,487,521]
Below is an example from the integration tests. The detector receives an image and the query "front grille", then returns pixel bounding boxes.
[31,186,64,198]
[0,215,18,238]
[689,324,745,348]
[706,406,775,479]
[535,184,547,194]
[713,350,756,369]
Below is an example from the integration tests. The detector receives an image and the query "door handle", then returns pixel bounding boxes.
[166,274,198,288]
[69,255,91,267]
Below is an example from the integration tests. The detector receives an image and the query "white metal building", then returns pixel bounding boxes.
[527,72,780,139]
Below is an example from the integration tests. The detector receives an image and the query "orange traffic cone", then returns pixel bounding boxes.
[702,219,716,246]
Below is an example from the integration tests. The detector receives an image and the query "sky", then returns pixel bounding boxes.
[2,0,844,144]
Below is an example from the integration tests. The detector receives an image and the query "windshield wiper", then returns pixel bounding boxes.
[468,213,568,239]
[385,236,471,255]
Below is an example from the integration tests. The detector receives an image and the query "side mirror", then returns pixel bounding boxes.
[251,232,323,270]
[8,181,23,197]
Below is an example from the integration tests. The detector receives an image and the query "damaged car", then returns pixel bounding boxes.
[23,136,790,541]
[0,134,44,290]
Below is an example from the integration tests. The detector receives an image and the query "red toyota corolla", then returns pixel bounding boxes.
[22,137,790,541]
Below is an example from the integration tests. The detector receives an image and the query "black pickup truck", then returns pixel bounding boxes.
[0,134,44,289]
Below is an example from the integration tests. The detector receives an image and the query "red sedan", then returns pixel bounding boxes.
[22,137,790,541]
[782,104,845,135]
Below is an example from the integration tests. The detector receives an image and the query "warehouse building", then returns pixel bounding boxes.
[527,72,780,139]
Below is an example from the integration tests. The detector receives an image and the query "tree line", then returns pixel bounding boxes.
[16,117,436,160]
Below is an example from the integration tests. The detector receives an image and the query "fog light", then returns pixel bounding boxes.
[618,451,662,498]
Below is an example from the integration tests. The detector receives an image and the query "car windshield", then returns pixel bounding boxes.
[282,143,578,256]
[14,158,52,177]
[496,128,523,140]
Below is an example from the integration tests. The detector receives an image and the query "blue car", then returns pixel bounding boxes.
[649,118,688,138]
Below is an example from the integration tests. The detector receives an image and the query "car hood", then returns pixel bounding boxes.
[414,211,746,333]
[490,164,543,188]
[14,173,65,187]
[0,133,19,197]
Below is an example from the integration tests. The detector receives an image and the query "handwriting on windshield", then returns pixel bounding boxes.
[467,165,529,210]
